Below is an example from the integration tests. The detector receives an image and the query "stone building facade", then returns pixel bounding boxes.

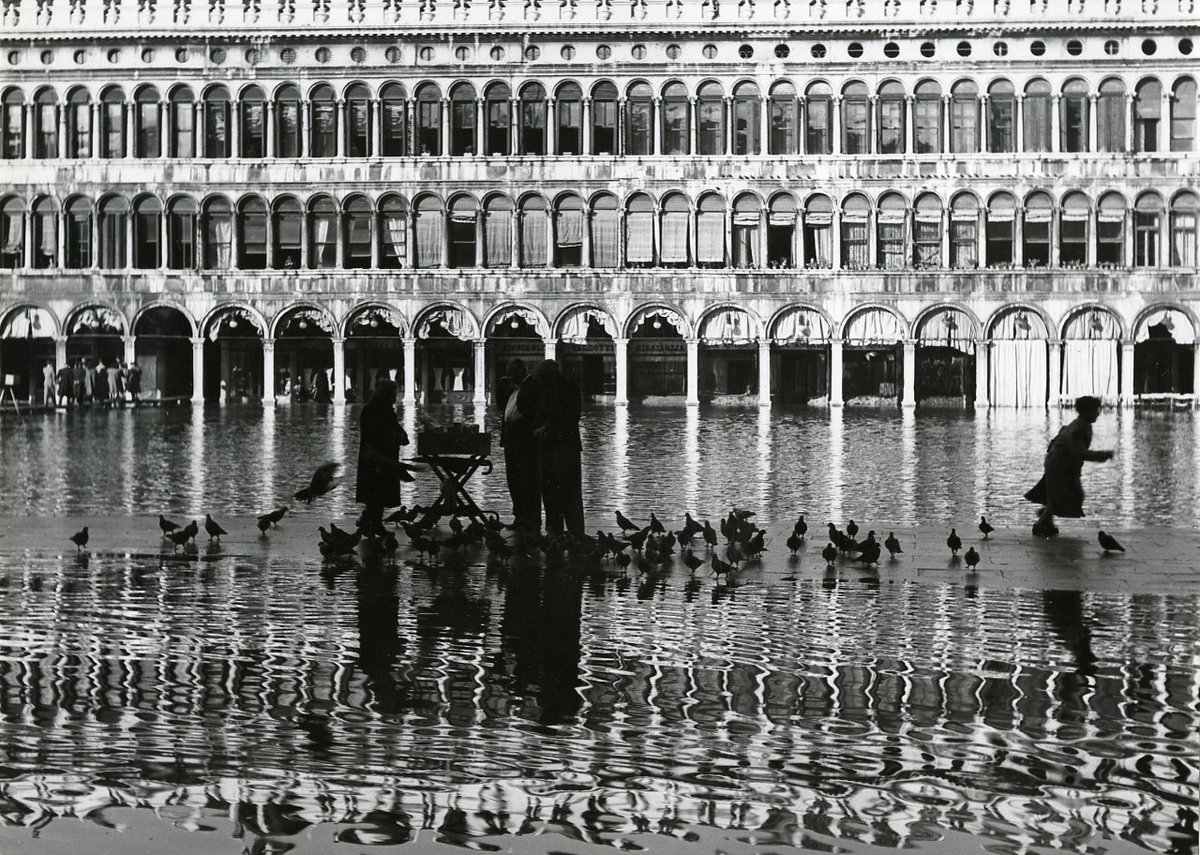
[0,0,1197,407]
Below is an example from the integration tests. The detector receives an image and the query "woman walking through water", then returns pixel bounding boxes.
[1025,395,1114,537]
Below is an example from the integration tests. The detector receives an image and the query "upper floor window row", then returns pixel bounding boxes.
[1,76,1196,159]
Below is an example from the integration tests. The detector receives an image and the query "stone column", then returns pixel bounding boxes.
[124,100,135,159]
[265,100,275,156]
[974,339,989,408]
[1159,89,1171,153]
[941,95,951,154]
[1049,208,1060,268]
[1120,339,1135,407]
[55,336,68,370]
[546,97,556,154]
[1194,344,1200,409]
[829,338,843,407]
[372,99,382,156]
[757,340,771,407]
[156,101,168,159]
[474,97,485,156]
[581,208,592,267]
[261,338,275,405]
[440,98,450,155]
[1047,338,1062,407]
[335,99,346,157]
[298,100,309,158]
[582,97,592,154]
[472,338,486,405]
[1014,94,1024,151]
[688,97,698,154]
[979,94,989,152]
[652,97,662,155]
[544,337,556,361]
[332,336,345,404]
[402,337,417,405]
[798,97,807,153]
[905,95,915,153]
[405,99,415,155]
[616,210,625,268]
[1088,94,1099,151]
[123,334,136,367]
[509,98,520,154]
[1124,93,1134,153]
[335,210,345,268]
[474,213,484,267]
[832,96,842,155]
[191,336,205,403]
[1051,94,1061,152]
[90,102,100,160]
[723,96,733,154]
[759,95,769,155]
[901,340,916,407]
[830,208,841,270]
[1087,206,1097,266]
[685,338,699,406]
[614,336,633,405]
[228,102,239,158]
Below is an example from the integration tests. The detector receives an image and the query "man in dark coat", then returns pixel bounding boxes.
[1025,395,1113,537]
[530,359,585,538]
[355,379,416,534]
[498,359,541,533]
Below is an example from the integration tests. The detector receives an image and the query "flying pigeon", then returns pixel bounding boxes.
[295,462,341,504]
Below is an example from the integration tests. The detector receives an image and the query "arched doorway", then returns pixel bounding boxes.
[203,306,264,402]
[274,306,335,402]
[557,306,616,400]
[842,307,904,406]
[415,306,475,403]
[771,306,830,405]
[1061,308,1120,404]
[698,307,759,399]
[344,304,405,404]
[989,307,1048,407]
[0,306,56,404]
[915,308,977,407]
[1134,308,1195,400]
[134,305,193,399]
[628,308,686,400]
[66,305,125,366]
[485,307,546,404]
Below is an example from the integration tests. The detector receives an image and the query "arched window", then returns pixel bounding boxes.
[132,196,161,269]
[238,196,268,269]
[345,84,371,158]
[133,86,159,158]
[949,193,979,269]
[950,80,979,153]
[272,197,302,269]
[557,83,583,155]
[696,194,725,267]
[591,82,618,155]
[65,196,91,268]
[1098,78,1126,153]
[449,83,476,156]
[1,89,23,159]
[274,84,302,158]
[986,192,1016,267]
[380,83,407,157]
[1023,191,1053,268]
[0,197,24,268]
[877,193,908,270]
[31,197,58,269]
[166,197,197,269]
[67,88,92,158]
[625,193,655,266]
[767,193,797,267]
[805,82,833,154]
[913,80,942,154]
[913,194,942,268]
[307,196,336,268]
[842,82,870,155]
[99,195,128,268]
[101,86,127,158]
[769,81,798,155]
[1171,78,1196,152]
[414,195,444,267]
[665,82,692,155]
[309,85,336,158]
[202,85,231,158]
[201,197,232,269]
[1060,191,1091,266]
[416,83,442,155]
[877,81,905,154]
[1170,191,1198,267]
[1134,79,1161,153]
[1097,193,1126,266]
[447,194,477,268]
[841,194,870,269]
[519,83,547,155]
[483,82,510,156]
[626,83,654,155]
[583,195,616,268]
[803,194,833,267]
[554,194,583,266]
[1061,79,1089,153]
[168,86,195,158]
[344,195,373,268]
[378,194,408,268]
[1023,79,1052,152]
[483,195,512,267]
[240,85,266,158]
[1134,192,1164,267]
[732,194,760,268]
[732,82,760,155]
[34,88,60,159]
[519,195,548,267]
[661,192,691,266]
[986,80,1015,153]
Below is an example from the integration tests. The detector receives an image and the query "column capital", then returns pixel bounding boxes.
[261,337,276,351]
[190,336,205,346]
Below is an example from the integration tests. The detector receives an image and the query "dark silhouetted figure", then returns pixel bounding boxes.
[1026,395,1114,537]
[530,360,585,538]
[497,358,541,533]
[355,379,415,532]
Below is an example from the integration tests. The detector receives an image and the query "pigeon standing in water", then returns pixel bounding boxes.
[821,542,838,567]
[793,515,808,541]
[158,514,180,537]
[964,546,981,570]
[947,529,962,556]
[1098,531,1125,553]
[295,462,341,504]
[616,511,639,533]
[846,520,859,540]
[205,514,228,542]
[978,516,994,539]
[70,527,89,553]
[884,532,903,558]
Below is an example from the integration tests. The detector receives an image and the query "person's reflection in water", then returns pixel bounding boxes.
[355,567,410,715]
[1042,589,1099,676]
[500,565,583,725]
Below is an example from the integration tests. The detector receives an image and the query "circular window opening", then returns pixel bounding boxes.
[386,46,402,63]
[40,50,54,65]
[351,46,367,63]
[6,50,20,66]
[418,46,434,61]
[175,47,190,62]
[739,44,754,59]
[631,44,646,59]
[811,43,827,59]
[883,41,899,58]
[561,45,576,60]
[524,45,540,60]
[1030,40,1046,57]
[74,49,88,64]
[993,41,1008,57]
[209,47,226,64]
[140,48,155,63]
[1104,39,1119,55]
[490,45,505,61]
[1066,39,1082,56]
[596,44,611,60]
[1142,38,1157,55]
[666,44,681,59]
[455,46,471,61]
[703,44,717,59]
[848,42,863,58]
[107,48,121,63]
[1181,38,1194,55]
[315,47,331,63]
[245,48,261,65]
[956,41,971,57]
[775,44,790,59]
[281,47,298,64]
[920,41,935,57]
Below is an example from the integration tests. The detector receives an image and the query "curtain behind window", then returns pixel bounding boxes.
[662,211,689,262]
[485,209,510,267]
[626,211,653,262]
[696,212,724,263]
[520,209,546,266]
[416,211,442,267]
[593,209,618,267]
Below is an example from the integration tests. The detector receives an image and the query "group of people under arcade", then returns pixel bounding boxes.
[47,358,141,408]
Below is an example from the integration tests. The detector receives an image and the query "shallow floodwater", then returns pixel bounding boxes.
[0,404,1197,854]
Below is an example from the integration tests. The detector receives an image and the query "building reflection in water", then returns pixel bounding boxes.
[756,406,771,515]
[187,409,204,517]
[900,407,916,525]
[612,405,629,517]
[683,406,699,513]
[260,405,276,513]
[827,407,845,523]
